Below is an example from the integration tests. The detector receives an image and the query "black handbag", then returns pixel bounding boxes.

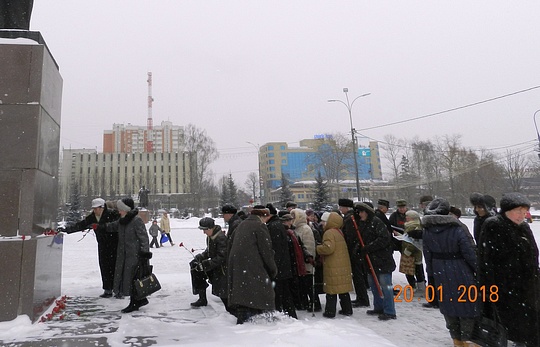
[133,273,162,300]
[470,304,507,347]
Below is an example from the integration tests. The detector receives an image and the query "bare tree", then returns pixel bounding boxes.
[184,124,219,212]
[502,149,530,192]
[245,172,259,203]
[381,134,404,182]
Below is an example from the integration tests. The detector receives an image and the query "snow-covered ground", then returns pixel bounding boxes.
[1,216,538,346]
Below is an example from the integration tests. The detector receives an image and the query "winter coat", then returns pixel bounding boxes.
[355,211,396,274]
[316,212,353,295]
[389,210,406,233]
[225,212,246,256]
[148,224,161,237]
[478,213,540,346]
[266,215,293,280]
[108,209,150,297]
[228,214,277,310]
[65,205,120,289]
[402,219,423,263]
[422,214,478,318]
[199,225,228,298]
[160,215,171,233]
[292,209,315,274]
[375,208,393,235]
[287,228,307,277]
[65,205,120,248]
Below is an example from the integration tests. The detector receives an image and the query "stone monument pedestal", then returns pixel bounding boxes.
[0,30,63,322]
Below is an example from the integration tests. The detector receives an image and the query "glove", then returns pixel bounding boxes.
[57,227,66,234]
[189,259,204,272]
[305,255,315,265]
[139,251,153,259]
[194,253,204,262]
[201,259,212,271]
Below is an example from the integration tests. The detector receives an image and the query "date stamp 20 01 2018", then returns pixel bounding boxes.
[393,284,499,303]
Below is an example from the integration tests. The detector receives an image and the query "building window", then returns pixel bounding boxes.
[269,159,275,164]
[269,166,275,171]
[268,153,274,157]
[267,145,274,150]
[280,145,285,150]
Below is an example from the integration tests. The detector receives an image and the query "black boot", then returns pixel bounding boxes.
[338,293,353,316]
[323,294,337,318]
[191,291,208,307]
[100,289,113,298]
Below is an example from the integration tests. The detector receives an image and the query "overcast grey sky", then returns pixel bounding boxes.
[31,1,540,186]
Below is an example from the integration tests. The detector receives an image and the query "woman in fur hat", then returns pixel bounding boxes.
[469,192,497,244]
[422,198,478,347]
[107,197,151,313]
[477,192,540,347]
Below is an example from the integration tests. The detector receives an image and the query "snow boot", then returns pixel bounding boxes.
[338,293,353,316]
[452,339,464,346]
[191,291,207,307]
[323,294,337,318]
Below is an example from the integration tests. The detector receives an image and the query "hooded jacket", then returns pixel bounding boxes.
[316,212,353,295]
[292,209,315,274]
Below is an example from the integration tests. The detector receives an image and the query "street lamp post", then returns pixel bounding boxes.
[247,142,264,204]
[534,110,540,159]
[328,88,370,202]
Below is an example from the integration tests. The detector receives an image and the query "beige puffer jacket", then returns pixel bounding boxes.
[316,212,353,294]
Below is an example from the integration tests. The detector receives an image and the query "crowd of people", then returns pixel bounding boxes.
[60,191,540,346]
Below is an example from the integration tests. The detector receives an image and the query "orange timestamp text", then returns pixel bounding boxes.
[393,284,499,303]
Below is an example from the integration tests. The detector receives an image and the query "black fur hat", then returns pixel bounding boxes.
[338,198,354,208]
[499,192,530,213]
[425,198,450,216]
[469,192,496,211]
[265,203,278,215]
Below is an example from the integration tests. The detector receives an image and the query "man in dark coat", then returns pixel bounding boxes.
[61,198,120,298]
[375,199,393,235]
[478,193,540,347]
[354,202,397,320]
[389,199,407,233]
[469,192,497,244]
[190,217,229,311]
[422,198,478,345]
[343,200,370,308]
[228,208,277,324]
[265,203,297,318]
[223,205,245,254]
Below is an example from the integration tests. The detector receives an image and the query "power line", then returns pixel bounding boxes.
[358,85,540,131]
